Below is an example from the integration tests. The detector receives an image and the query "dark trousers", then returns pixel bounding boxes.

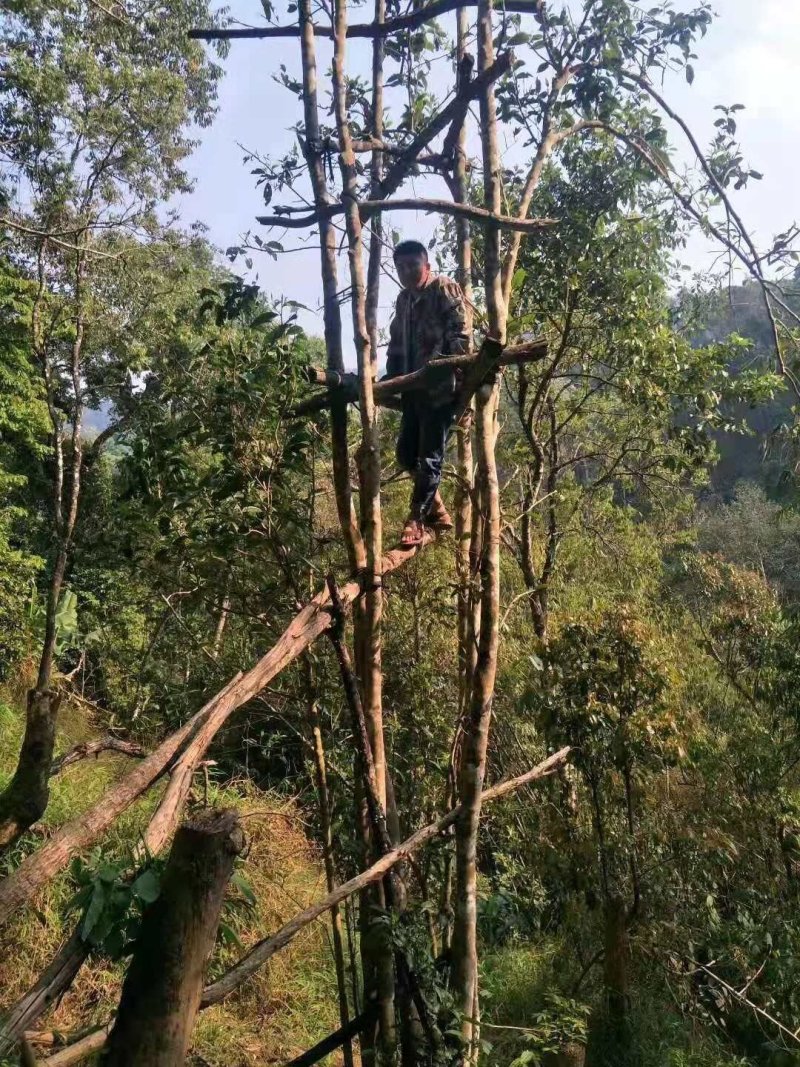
[396,398,456,520]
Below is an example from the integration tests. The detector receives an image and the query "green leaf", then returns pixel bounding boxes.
[82,883,106,940]
[231,870,257,906]
[685,64,695,84]
[131,868,161,904]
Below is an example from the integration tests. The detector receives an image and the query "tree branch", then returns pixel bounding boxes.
[190,0,539,40]
[49,737,147,777]
[258,198,557,232]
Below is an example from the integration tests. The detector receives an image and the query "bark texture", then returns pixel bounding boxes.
[103,809,244,1066]
[0,690,61,847]
[450,0,507,1057]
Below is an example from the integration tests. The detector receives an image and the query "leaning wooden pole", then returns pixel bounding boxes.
[0,541,431,926]
[104,809,244,1065]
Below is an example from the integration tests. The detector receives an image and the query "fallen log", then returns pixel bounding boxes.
[292,336,548,417]
[0,540,433,926]
[36,748,570,1064]
[37,1022,112,1066]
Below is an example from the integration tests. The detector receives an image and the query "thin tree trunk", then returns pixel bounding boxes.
[331,0,385,809]
[450,0,506,1056]
[0,242,88,847]
[104,809,244,1066]
[331,1,394,1055]
[0,689,62,848]
[365,0,385,366]
[601,894,630,1055]
[212,572,232,659]
[452,3,476,730]
[304,657,355,1067]
[297,0,364,573]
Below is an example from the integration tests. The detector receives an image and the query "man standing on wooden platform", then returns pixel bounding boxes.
[385,240,470,547]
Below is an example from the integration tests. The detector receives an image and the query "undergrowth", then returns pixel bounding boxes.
[0,688,342,1065]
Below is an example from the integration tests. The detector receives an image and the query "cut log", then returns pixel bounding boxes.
[104,809,244,1066]
[0,541,433,925]
[40,1023,112,1066]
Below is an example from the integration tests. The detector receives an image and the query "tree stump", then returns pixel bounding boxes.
[104,808,245,1066]
[544,1043,586,1067]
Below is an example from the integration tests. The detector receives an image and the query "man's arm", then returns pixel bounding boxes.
[439,279,469,356]
[385,294,405,378]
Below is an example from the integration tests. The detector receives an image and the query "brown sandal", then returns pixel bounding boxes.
[426,491,453,532]
[401,518,425,546]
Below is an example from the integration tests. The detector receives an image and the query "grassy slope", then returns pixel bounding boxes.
[0,684,341,1065]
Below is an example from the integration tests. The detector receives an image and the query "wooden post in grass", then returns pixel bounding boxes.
[103,808,244,1066]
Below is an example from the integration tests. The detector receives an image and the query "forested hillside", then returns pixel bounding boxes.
[2,1,800,1066]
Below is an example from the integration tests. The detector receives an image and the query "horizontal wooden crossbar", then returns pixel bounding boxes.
[291,336,548,417]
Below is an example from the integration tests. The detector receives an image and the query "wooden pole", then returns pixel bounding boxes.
[450,0,507,1057]
[104,809,245,1066]
[292,338,548,416]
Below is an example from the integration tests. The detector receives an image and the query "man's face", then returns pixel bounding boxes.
[395,252,429,291]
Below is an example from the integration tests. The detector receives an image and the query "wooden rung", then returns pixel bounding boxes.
[292,336,548,417]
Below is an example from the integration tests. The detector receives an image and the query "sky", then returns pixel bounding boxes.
[176,0,800,361]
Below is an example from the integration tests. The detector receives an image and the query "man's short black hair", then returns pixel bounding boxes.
[393,239,428,260]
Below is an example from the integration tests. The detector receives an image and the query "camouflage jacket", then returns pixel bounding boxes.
[385,274,469,406]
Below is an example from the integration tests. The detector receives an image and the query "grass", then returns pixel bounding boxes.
[0,687,344,1066]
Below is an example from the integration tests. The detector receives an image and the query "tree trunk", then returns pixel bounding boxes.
[212,573,232,659]
[0,689,61,847]
[0,255,89,849]
[297,0,364,573]
[304,659,355,1067]
[450,0,506,1057]
[599,894,631,1061]
[331,0,394,1056]
[452,2,476,731]
[104,808,244,1066]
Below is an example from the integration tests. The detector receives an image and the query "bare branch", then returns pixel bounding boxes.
[258,198,557,232]
[190,0,539,40]
[50,737,147,777]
